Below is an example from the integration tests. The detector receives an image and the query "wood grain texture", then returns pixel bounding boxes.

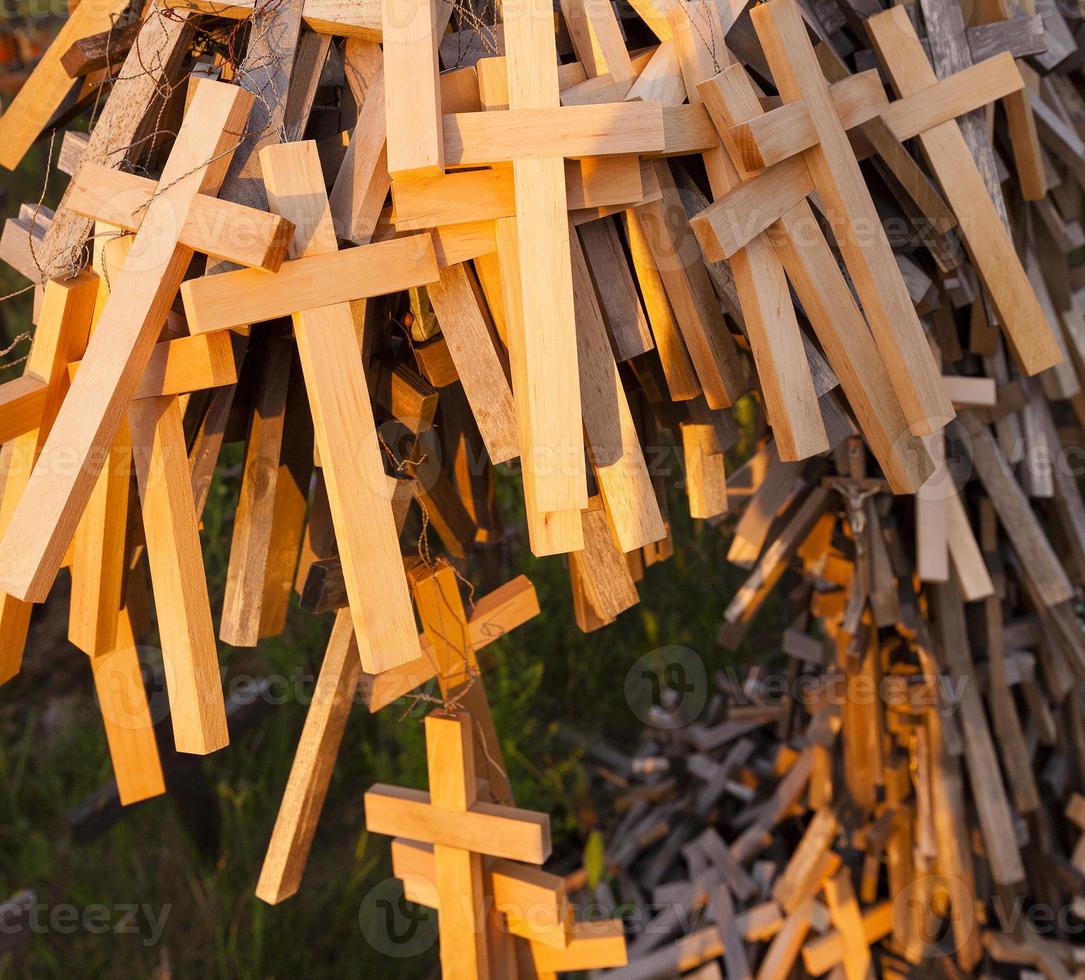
[570,226,666,551]
[67,163,294,271]
[37,5,194,281]
[259,140,423,673]
[129,394,228,755]
[383,0,443,176]
[181,235,439,333]
[753,0,952,437]
[0,80,254,603]
[256,608,360,904]
[868,8,1062,377]
[425,262,518,464]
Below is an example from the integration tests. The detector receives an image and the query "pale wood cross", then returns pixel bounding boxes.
[682,36,934,493]
[180,140,444,674]
[700,0,1062,386]
[381,0,670,556]
[256,562,540,905]
[365,710,552,979]
[0,80,262,607]
[728,0,956,439]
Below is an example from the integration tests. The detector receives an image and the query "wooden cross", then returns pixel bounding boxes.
[256,563,539,905]
[705,0,1062,384]
[182,139,443,674]
[380,1,672,555]
[867,7,1063,378]
[689,58,934,493]
[0,80,259,605]
[744,0,955,437]
[365,710,552,979]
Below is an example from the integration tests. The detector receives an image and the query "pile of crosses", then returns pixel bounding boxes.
[1,0,1085,972]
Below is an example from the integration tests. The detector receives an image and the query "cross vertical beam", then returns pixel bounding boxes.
[259,140,422,673]
[501,0,587,520]
[867,6,1064,376]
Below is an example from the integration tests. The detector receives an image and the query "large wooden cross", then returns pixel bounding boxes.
[256,563,540,905]
[380,0,671,555]
[687,59,935,492]
[0,81,258,604]
[746,0,956,437]
[365,710,552,979]
[703,0,1062,384]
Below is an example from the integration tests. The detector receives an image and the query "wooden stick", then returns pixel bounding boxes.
[0,80,255,603]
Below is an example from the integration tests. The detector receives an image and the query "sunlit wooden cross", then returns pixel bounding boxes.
[865,6,1062,375]
[365,710,552,979]
[391,831,628,978]
[255,562,540,905]
[382,0,668,556]
[672,9,933,493]
[0,81,269,657]
[698,0,1062,390]
[699,0,961,442]
[180,139,444,674]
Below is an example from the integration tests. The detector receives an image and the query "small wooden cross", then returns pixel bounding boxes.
[256,565,539,905]
[0,80,260,604]
[365,710,552,979]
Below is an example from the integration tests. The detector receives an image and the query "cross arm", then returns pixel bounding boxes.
[364,785,552,864]
[67,163,295,272]
[722,52,1022,175]
[0,378,48,445]
[391,839,576,950]
[442,102,665,165]
[163,0,382,39]
[361,575,540,712]
[721,69,886,173]
[181,234,439,333]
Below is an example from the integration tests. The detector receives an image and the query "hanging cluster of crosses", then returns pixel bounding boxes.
[0,0,1081,969]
